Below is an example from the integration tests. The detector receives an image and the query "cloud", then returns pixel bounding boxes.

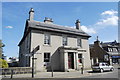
[80,10,118,34]
[96,16,118,27]
[81,25,96,34]
[101,10,118,16]
[96,10,118,27]
[65,25,96,34]
[5,26,13,29]
[65,10,117,35]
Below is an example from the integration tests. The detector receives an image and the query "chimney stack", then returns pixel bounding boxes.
[94,36,100,46]
[44,17,53,24]
[29,8,34,21]
[75,19,81,30]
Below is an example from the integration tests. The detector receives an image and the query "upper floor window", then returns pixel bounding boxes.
[108,48,113,52]
[44,34,50,45]
[44,53,50,62]
[63,36,67,46]
[77,38,82,47]
[113,48,118,52]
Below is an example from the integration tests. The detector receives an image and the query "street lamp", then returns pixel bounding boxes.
[25,46,39,78]
[50,57,53,77]
[31,46,39,78]
[81,56,84,74]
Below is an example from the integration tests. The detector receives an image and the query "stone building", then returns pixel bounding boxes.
[18,8,91,72]
[90,37,120,65]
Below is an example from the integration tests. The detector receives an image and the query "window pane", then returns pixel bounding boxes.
[78,54,82,58]
[44,53,50,62]
[77,38,82,47]
[78,54,82,63]
[63,37,67,46]
[44,34,50,45]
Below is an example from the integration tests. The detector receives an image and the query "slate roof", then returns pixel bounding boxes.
[18,20,91,46]
[28,20,90,37]
[101,40,118,47]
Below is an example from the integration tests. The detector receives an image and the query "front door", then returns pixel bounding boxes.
[68,52,74,69]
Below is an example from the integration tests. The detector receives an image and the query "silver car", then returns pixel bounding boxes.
[92,62,114,72]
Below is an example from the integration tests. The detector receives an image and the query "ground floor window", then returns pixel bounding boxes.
[44,53,50,62]
[78,54,82,63]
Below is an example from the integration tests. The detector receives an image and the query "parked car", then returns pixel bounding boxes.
[92,62,114,73]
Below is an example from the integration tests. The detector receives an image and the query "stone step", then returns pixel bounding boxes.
[68,69,77,72]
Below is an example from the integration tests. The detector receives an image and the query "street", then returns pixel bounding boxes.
[82,67,119,78]
[1,68,119,80]
[1,65,120,80]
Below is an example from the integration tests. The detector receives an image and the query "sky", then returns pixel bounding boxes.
[2,2,118,57]
[1,0,120,2]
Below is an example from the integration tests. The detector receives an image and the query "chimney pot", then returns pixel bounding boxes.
[44,17,53,23]
[75,19,81,30]
[29,8,34,21]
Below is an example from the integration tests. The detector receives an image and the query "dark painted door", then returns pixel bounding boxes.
[68,52,74,69]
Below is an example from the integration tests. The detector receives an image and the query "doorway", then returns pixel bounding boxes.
[68,52,74,69]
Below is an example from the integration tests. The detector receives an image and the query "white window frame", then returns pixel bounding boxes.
[77,38,82,47]
[78,54,82,63]
[44,53,51,62]
[62,36,67,46]
[44,34,50,45]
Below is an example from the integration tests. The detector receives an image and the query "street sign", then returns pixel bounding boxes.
[25,54,32,56]
[32,58,37,60]
[32,45,40,53]
[35,53,41,54]
[31,45,40,78]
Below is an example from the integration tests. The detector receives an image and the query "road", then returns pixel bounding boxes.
[81,68,119,78]
[1,65,120,80]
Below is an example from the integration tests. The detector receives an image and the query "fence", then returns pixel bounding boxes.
[2,67,32,75]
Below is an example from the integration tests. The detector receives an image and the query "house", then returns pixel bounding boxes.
[7,57,19,67]
[18,8,91,72]
[90,37,120,65]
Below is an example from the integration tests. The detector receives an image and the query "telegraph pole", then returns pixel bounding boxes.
[81,58,84,74]
[32,48,35,78]
[31,45,39,78]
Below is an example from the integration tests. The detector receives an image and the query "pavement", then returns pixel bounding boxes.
[1,64,120,79]
[2,69,95,78]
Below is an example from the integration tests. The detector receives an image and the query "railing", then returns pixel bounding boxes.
[2,67,32,75]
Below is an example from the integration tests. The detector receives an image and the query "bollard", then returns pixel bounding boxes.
[81,67,84,74]
[51,66,53,77]
[11,69,13,79]
[3,69,6,77]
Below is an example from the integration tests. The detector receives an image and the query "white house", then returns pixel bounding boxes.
[18,8,91,72]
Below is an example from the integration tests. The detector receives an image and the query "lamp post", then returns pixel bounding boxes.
[81,57,84,74]
[51,58,53,77]
[32,48,35,78]
[31,46,39,78]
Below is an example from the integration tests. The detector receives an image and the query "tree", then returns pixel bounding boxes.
[0,58,8,68]
[0,40,6,68]
[0,40,5,58]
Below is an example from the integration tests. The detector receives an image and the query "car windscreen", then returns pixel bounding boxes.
[93,63,99,66]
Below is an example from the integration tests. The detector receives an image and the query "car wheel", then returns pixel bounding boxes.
[100,68,104,73]
[110,68,114,71]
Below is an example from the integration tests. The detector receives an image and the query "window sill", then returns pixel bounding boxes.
[43,44,51,47]
[77,46,82,48]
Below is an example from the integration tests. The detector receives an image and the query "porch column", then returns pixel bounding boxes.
[74,52,78,70]
[64,52,68,72]
[109,57,112,65]
[91,58,94,66]
[96,58,98,63]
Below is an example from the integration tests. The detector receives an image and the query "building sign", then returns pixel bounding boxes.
[104,55,109,61]
[112,56,120,58]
